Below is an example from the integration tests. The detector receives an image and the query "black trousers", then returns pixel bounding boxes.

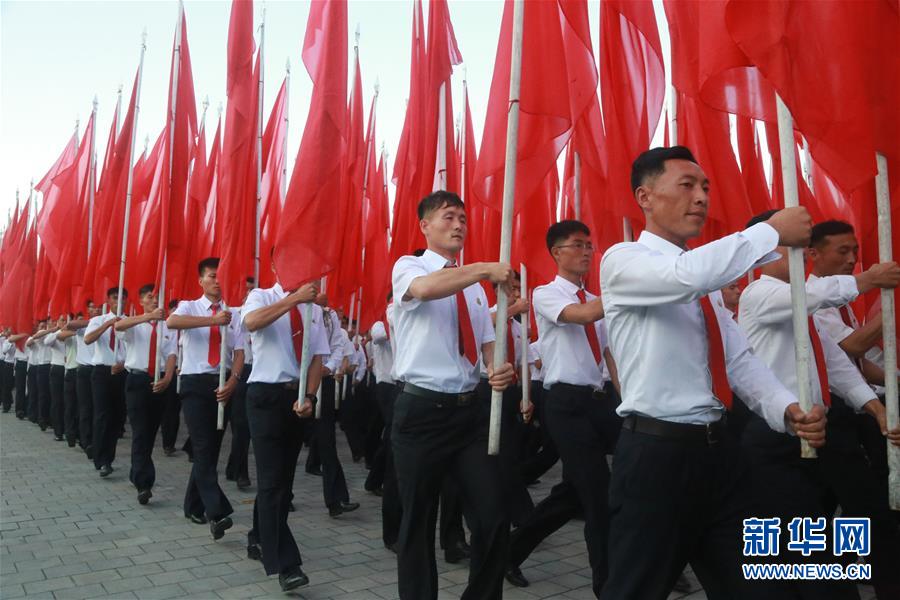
[64,368,78,444]
[125,372,167,492]
[0,361,13,410]
[363,377,384,467]
[518,382,560,484]
[49,365,65,437]
[312,377,350,508]
[37,363,52,427]
[91,365,126,469]
[509,479,580,567]
[160,385,181,449]
[340,378,368,459]
[76,365,93,452]
[476,379,534,527]
[14,360,27,416]
[364,381,391,491]
[181,374,233,520]
[602,424,762,600]
[226,364,252,482]
[246,383,308,575]
[26,364,38,422]
[373,382,402,546]
[392,389,508,600]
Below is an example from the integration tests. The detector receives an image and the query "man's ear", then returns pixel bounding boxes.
[419,218,428,235]
[634,186,651,212]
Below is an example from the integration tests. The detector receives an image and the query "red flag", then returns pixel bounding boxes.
[599,0,664,235]
[724,0,899,195]
[179,113,208,301]
[389,0,427,261]
[156,8,199,301]
[360,151,391,333]
[274,0,348,291]
[258,78,288,289]
[735,116,774,215]
[93,72,140,306]
[460,87,485,265]
[218,0,258,305]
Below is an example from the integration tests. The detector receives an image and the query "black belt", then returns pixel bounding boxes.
[549,382,608,401]
[622,414,726,445]
[401,382,477,407]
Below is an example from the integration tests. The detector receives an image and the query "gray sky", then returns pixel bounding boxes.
[0,0,675,224]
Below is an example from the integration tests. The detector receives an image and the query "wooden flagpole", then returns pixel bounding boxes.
[489,0,525,456]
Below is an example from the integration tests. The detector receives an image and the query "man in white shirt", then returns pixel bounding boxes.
[241,273,327,591]
[306,293,358,517]
[226,275,257,491]
[160,298,182,456]
[85,288,129,477]
[738,209,900,599]
[0,329,14,413]
[391,191,515,600]
[115,284,177,506]
[43,315,69,441]
[9,330,29,419]
[65,301,99,459]
[167,257,244,540]
[60,317,80,448]
[25,323,41,424]
[599,146,821,599]
[27,319,53,431]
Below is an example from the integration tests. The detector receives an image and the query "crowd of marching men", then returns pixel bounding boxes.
[2,147,900,599]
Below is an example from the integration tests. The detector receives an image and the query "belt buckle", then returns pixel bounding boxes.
[458,394,470,407]
[706,423,718,445]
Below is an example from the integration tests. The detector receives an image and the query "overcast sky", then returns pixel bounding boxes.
[0,0,675,225]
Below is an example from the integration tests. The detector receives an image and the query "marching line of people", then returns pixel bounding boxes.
[2,146,900,599]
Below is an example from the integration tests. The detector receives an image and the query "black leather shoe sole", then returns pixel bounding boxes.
[99,465,112,478]
[137,489,152,505]
[185,513,208,525]
[279,569,309,591]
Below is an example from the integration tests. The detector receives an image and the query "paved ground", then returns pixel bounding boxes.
[0,410,877,599]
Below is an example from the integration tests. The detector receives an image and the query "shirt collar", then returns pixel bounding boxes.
[273,282,286,298]
[553,274,583,296]
[637,230,688,256]
[197,295,222,310]
[422,248,455,272]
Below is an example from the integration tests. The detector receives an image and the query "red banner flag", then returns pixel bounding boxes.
[258,77,288,289]
[274,0,348,291]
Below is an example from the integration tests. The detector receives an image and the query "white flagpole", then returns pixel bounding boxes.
[573,151,582,220]
[435,81,448,191]
[874,153,900,509]
[217,301,228,430]
[253,6,266,288]
[116,30,148,321]
[776,94,815,459]
[489,0,525,456]
[459,76,468,266]
[87,96,98,260]
[520,264,530,414]
[282,58,290,202]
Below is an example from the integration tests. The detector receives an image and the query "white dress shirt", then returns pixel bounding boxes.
[26,342,37,366]
[479,306,533,378]
[75,328,93,366]
[370,320,395,384]
[43,332,67,366]
[387,303,399,382]
[1,338,14,364]
[352,343,367,383]
[321,309,349,373]
[392,249,495,393]
[601,225,798,432]
[739,274,874,410]
[15,341,26,362]
[172,295,245,375]
[86,313,126,366]
[64,337,77,370]
[123,320,178,373]
[241,284,330,384]
[533,276,608,390]
[529,341,543,381]
[807,274,859,346]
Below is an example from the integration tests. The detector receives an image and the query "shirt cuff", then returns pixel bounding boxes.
[743,223,780,264]
[842,383,878,412]
[833,275,861,304]
[763,389,797,434]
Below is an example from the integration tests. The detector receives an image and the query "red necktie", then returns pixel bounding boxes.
[699,295,733,409]
[839,305,856,329]
[507,318,518,382]
[147,322,158,373]
[446,266,478,365]
[289,307,304,364]
[808,317,831,407]
[208,303,221,367]
[108,324,116,351]
[575,289,602,364]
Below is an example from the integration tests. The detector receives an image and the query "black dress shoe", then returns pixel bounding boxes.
[99,464,112,478]
[85,445,94,460]
[210,516,233,540]
[672,572,693,593]
[67,439,76,448]
[505,565,529,588]
[444,542,471,564]
[185,513,208,525]
[137,489,152,505]
[163,446,177,456]
[278,567,309,591]
[237,476,251,490]
[247,543,262,561]
[54,435,64,441]
[306,467,323,476]
[329,501,359,517]
[39,423,47,431]
[16,411,24,419]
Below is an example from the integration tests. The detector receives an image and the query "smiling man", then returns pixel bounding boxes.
[390,190,515,600]
[599,146,821,599]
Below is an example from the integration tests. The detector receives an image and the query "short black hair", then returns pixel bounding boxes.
[631,146,698,193]
[106,287,127,298]
[245,276,256,285]
[417,190,464,220]
[746,209,779,229]
[412,248,426,257]
[168,299,180,310]
[811,220,855,248]
[546,220,591,251]
[492,270,521,290]
[198,257,220,277]
[138,283,155,297]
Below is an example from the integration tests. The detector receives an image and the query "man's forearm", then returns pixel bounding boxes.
[244,299,293,332]
[407,263,490,301]
[839,319,882,358]
[166,314,214,330]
